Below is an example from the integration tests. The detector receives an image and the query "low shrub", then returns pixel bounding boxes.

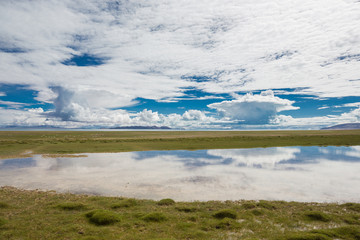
[157,198,175,206]
[342,214,360,225]
[111,199,137,208]
[85,210,120,225]
[342,203,360,212]
[214,218,240,230]
[312,226,360,239]
[0,217,7,227]
[242,202,256,209]
[141,212,167,222]
[175,206,197,213]
[56,202,86,211]
[286,232,331,240]
[304,211,331,222]
[251,209,264,216]
[213,209,237,219]
[0,202,9,208]
[257,200,276,210]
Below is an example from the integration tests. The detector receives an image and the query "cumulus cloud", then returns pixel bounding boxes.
[182,110,208,121]
[271,107,360,129]
[1,0,360,129]
[133,109,160,125]
[208,90,299,124]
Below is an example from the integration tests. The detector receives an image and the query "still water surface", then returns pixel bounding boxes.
[1,146,360,202]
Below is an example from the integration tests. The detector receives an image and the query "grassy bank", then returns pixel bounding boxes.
[0,187,359,240]
[1,130,360,159]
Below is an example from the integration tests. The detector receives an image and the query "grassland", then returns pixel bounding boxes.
[1,130,360,239]
[1,187,360,240]
[1,130,360,159]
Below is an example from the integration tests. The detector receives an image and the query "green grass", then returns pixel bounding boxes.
[157,198,176,206]
[85,210,121,225]
[2,187,359,239]
[1,130,360,159]
[213,209,237,219]
[1,130,360,238]
[141,212,167,222]
[111,199,137,208]
[56,202,87,211]
[304,211,331,222]
[0,202,9,209]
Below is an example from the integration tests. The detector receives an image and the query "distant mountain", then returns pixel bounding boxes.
[108,126,171,130]
[322,123,360,130]
[3,125,61,129]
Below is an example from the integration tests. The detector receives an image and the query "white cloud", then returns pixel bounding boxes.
[133,109,160,125]
[207,147,300,169]
[342,102,360,108]
[182,110,208,121]
[28,108,44,113]
[0,100,27,109]
[271,107,360,128]
[208,90,299,124]
[1,1,360,99]
[1,0,360,128]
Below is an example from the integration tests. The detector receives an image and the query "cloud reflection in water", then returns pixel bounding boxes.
[0,146,360,202]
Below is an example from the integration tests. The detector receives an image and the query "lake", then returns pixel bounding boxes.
[1,146,360,202]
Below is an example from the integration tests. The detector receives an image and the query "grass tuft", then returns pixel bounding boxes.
[111,198,137,208]
[213,209,237,219]
[56,202,86,211]
[85,210,120,225]
[141,212,167,222]
[0,202,9,208]
[1,187,360,239]
[157,198,175,206]
[0,217,7,227]
[286,232,331,240]
[257,200,276,210]
[251,209,264,216]
[214,217,240,230]
[304,211,331,222]
[311,226,360,239]
[242,202,257,209]
[342,203,360,212]
[175,206,197,213]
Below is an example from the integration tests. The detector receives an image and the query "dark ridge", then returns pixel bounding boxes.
[108,126,171,130]
[321,123,360,130]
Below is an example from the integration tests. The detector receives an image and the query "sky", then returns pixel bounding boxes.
[0,0,360,130]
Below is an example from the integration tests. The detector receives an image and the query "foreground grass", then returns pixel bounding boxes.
[1,130,360,159]
[0,187,360,240]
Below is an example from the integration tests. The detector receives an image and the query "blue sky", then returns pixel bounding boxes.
[0,0,360,129]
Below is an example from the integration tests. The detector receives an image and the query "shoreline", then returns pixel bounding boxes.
[1,129,360,159]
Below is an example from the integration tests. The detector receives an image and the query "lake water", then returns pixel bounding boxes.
[1,146,360,202]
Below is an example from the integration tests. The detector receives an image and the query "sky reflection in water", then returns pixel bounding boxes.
[1,146,360,202]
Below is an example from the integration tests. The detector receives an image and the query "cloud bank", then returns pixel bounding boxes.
[0,0,360,129]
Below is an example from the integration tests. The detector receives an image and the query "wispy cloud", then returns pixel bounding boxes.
[1,0,360,129]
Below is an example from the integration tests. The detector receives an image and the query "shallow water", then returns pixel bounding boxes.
[1,146,360,202]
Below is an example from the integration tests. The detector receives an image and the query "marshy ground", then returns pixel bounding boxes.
[1,130,360,159]
[0,187,360,239]
[1,130,360,239]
